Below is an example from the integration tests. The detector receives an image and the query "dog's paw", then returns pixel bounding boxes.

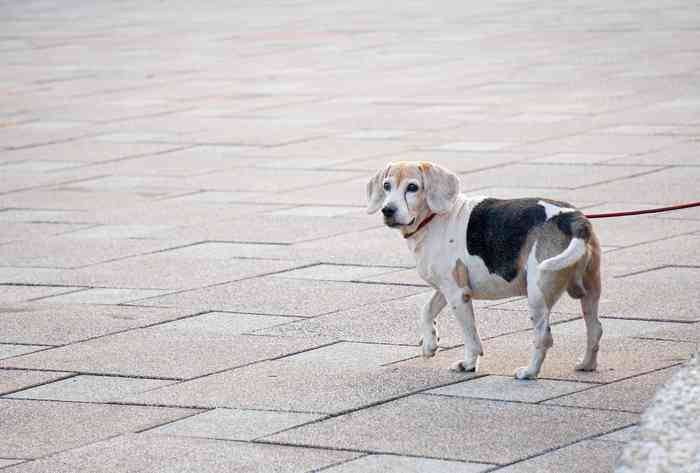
[450,360,476,373]
[514,366,538,380]
[574,359,597,372]
[421,338,439,358]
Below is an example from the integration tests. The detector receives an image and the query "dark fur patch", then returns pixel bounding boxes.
[466,198,586,282]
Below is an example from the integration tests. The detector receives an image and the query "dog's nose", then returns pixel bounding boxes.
[381,206,396,217]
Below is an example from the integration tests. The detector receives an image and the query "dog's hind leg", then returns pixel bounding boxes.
[576,238,603,371]
[420,290,446,358]
[515,285,553,380]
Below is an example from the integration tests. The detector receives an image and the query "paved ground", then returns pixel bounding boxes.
[1,1,699,471]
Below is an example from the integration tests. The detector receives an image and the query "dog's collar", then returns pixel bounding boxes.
[403,213,437,239]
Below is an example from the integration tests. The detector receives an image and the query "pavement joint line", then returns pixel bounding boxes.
[3,133,103,152]
[0,342,57,348]
[536,361,688,406]
[309,453,371,473]
[0,345,62,362]
[481,420,640,472]
[600,315,698,324]
[52,144,198,171]
[254,374,489,441]
[606,230,700,255]
[175,339,345,384]
[0,173,112,197]
[133,407,212,434]
[0,366,185,382]
[252,437,502,467]
[616,264,700,279]
[124,261,325,307]
[0,372,78,397]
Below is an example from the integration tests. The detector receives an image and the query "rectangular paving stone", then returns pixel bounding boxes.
[0,399,195,458]
[0,285,83,303]
[544,366,678,413]
[493,439,623,473]
[427,375,592,403]
[0,433,360,473]
[36,288,168,305]
[265,395,637,464]
[152,408,324,441]
[0,318,329,379]
[128,342,468,413]
[0,369,73,396]
[0,345,48,361]
[142,275,428,317]
[0,304,191,345]
[323,454,494,472]
[276,263,399,282]
[6,375,175,403]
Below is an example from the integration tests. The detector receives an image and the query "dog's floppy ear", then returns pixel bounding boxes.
[366,164,390,214]
[420,162,460,214]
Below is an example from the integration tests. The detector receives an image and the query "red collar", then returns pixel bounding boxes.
[403,213,437,239]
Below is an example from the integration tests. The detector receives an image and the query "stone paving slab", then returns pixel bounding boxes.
[0,369,73,396]
[141,275,428,317]
[0,304,191,345]
[6,374,176,403]
[427,375,591,403]
[493,440,623,473]
[322,454,494,472]
[0,433,360,473]
[128,343,468,413]
[0,320,328,380]
[0,399,196,458]
[545,366,678,413]
[265,394,638,464]
[151,408,324,441]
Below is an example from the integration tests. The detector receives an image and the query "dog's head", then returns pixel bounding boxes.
[366,161,460,230]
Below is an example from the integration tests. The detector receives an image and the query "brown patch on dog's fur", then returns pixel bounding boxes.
[452,258,472,302]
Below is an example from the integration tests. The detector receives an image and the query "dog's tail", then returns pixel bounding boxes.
[538,211,592,272]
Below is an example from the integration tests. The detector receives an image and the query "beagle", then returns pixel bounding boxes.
[366,161,603,379]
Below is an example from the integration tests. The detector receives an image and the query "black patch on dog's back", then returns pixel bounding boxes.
[467,198,572,282]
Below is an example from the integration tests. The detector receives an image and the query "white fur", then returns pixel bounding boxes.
[539,237,587,271]
[538,200,576,220]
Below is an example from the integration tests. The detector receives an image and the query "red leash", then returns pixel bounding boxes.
[585,201,700,219]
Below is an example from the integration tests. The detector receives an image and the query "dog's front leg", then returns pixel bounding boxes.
[444,289,483,372]
[420,290,446,358]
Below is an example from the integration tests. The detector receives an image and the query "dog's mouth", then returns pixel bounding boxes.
[384,216,416,228]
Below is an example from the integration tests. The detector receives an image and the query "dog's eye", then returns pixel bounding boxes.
[383,182,391,191]
[406,183,419,192]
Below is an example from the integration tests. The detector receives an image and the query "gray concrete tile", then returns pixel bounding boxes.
[0,304,190,345]
[0,369,73,396]
[152,408,324,441]
[128,343,469,413]
[37,288,168,304]
[6,375,175,402]
[545,366,678,413]
[460,163,663,190]
[427,375,591,403]
[0,323,328,379]
[0,236,171,269]
[266,395,637,464]
[142,276,428,317]
[493,440,623,473]
[0,399,195,458]
[267,205,364,217]
[597,425,639,443]
[0,285,82,303]
[323,454,494,472]
[0,433,360,473]
[275,263,398,282]
[0,345,48,361]
[65,224,174,239]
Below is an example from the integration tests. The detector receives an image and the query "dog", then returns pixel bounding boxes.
[366,161,602,379]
